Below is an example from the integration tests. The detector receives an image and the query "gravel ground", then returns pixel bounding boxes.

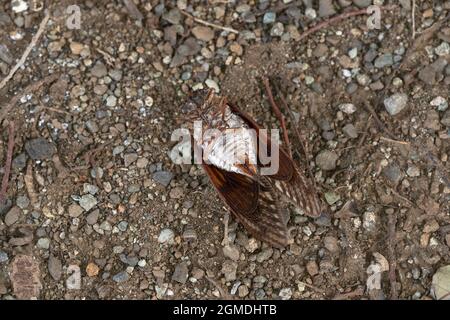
[0,0,450,300]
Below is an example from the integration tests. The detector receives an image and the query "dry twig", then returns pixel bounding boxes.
[0,73,60,124]
[181,10,239,34]
[298,5,397,42]
[25,161,38,209]
[0,122,15,203]
[387,210,398,300]
[411,0,416,39]
[262,77,292,157]
[0,12,50,91]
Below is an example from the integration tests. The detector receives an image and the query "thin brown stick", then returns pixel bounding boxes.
[387,210,398,300]
[0,11,50,91]
[379,136,410,146]
[181,10,239,34]
[298,5,397,42]
[0,73,60,123]
[363,101,396,139]
[25,161,38,209]
[0,122,15,203]
[262,77,292,157]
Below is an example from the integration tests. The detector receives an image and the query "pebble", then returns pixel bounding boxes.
[0,251,8,263]
[374,53,394,68]
[0,44,13,64]
[319,0,336,17]
[384,93,408,115]
[118,221,128,232]
[324,236,340,253]
[362,211,377,232]
[256,248,273,263]
[25,138,56,160]
[306,260,319,276]
[279,288,292,300]
[339,103,356,114]
[223,245,240,261]
[79,194,98,211]
[441,110,450,127]
[222,260,238,281]
[106,95,117,107]
[435,42,450,56]
[66,265,81,290]
[431,265,450,300]
[86,263,100,277]
[270,23,284,37]
[205,79,219,92]
[124,153,138,167]
[4,206,21,226]
[430,96,448,111]
[263,12,276,24]
[172,262,189,284]
[37,238,50,250]
[383,164,403,184]
[315,150,339,171]
[68,204,84,218]
[86,210,100,225]
[48,255,62,281]
[342,124,358,138]
[12,153,27,170]
[70,42,84,55]
[112,271,130,283]
[305,8,317,19]
[324,191,340,205]
[17,195,31,210]
[91,61,107,78]
[192,26,215,42]
[406,165,420,177]
[158,228,175,244]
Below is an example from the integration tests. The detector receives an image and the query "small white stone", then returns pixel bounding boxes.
[430,96,448,111]
[339,103,357,114]
[158,228,175,244]
[348,47,358,59]
[145,96,154,107]
[305,8,317,19]
[205,79,220,92]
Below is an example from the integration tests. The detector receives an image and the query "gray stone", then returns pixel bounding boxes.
[91,62,107,77]
[4,206,21,226]
[12,153,27,170]
[263,12,276,24]
[112,271,130,283]
[152,171,173,187]
[319,0,336,17]
[79,194,98,211]
[256,248,273,263]
[384,93,408,115]
[66,265,81,290]
[106,95,117,107]
[383,164,403,184]
[48,254,62,280]
[25,138,56,160]
[86,209,100,225]
[118,221,128,232]
[0,251,8,263]
[352,0,372,7]
[158,228,175,244]
[342,124,358,138]
[162,8,182,24]
[441,110,450,127]
[374,53,394,68]
[315,150,339,171]
[221,260,238,281]
[0,44,13,64]
[172,262,189,284]
[223,245,240,261]
[270,23,284,37]
[323,236,340,253]
[16,195,29,209]
[68,204,84,217]
[37,237,50,249]
[124,153,138,167]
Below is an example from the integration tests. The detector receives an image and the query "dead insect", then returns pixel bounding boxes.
[182,89,322,248]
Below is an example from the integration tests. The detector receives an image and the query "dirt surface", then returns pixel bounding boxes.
[0,0,450,300]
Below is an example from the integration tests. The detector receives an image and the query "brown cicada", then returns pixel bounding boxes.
[182,89,322,248]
